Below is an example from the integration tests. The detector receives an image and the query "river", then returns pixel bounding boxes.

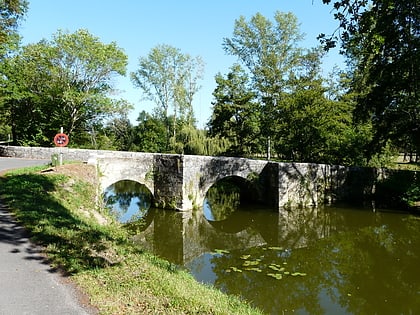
[104,179,420,315]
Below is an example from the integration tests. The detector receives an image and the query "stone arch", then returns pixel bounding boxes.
[200,173,256,199]
[183,155,270,210]
[96,157,155,197]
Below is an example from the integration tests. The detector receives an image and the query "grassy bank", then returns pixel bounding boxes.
[0,164,263,315]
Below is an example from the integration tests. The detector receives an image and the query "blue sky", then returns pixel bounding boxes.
[20,1,344,128]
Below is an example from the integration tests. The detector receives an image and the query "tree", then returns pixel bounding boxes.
[104,115,135,151]
[1,29,130,146]
[220,11,357,163]
[321,0,420,161]
[223,12,345,160]
[0,0,27,140]
[131,44,204,152]
[132,111,168,153]
[0,0,27,53]
[208,64,261,156]
[223,12,305,142]
[270,47,356,164]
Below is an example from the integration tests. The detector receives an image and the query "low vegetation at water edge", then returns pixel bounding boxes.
[0,164,263,315]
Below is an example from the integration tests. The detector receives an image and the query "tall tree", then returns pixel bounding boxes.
[208,64,261,157]
[104,115,135,151]
[0,0,27,140]
[272,47,356,163]
[321,0,420,161]
[222,12,318,157]
[131,44,204,152]
[221,11,355,162]
[1,29,130,146]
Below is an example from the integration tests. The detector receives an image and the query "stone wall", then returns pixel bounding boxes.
[153,154,184,210]
[0,145,102,162]
[275,163,350,209]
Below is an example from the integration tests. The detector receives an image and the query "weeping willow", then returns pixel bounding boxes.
[175,124,231,156]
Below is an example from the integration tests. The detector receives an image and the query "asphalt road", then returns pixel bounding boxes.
[0,157,97,315]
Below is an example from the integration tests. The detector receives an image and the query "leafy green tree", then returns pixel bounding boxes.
[0,0,27,53]
[220,11,358,163]
[208,64,261,157]
[132,110,229,156]
[321,0,420,162]
[223,12,305,148]
[223,12,352,162]
[132,111,167,153]
[176,124,230,156]
[1,29,130,146]
[104,115,135,151]
[0,0,27,140]
[131,44,204,152]
[270,48,356,164]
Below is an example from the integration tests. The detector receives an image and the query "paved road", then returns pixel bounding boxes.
[0,157,97,315]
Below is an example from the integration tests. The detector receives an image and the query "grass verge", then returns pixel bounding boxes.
[0,164,263,315]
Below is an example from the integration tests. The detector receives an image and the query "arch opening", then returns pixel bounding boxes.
[103,179,153,223]
[203,175,263,222]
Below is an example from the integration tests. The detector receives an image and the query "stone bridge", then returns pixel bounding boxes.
[88,151,349,212]
[0,146,352,212]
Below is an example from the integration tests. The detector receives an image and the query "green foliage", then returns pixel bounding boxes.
[323,0,420,161]
[217,12,361,164]
[0,0,27,54]
[223,11,306,144]
[132,111,168,153]
[208,64,262,157]
[103,115,135,151]
[273,72,357,163]
[131,110,230,156]
[402,184,420,208]
[0,29,130,146]
[206,179,241,221]
[131,44,204,152]
[0,170,127,273]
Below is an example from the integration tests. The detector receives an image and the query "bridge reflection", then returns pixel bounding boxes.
[132,206,334,266]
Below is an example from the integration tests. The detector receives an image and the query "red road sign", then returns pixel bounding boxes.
[54,133,69,147]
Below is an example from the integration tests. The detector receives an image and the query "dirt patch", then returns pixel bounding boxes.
[41,163,98,186]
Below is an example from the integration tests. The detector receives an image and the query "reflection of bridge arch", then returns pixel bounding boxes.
[126,207,156,232]
[103,179,156,225]
[206,213,254,233]
[133,207,331,266]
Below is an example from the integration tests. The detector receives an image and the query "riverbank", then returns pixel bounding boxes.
[0,163,262,314]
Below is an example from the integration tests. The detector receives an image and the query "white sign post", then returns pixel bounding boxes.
[53,127,69,166]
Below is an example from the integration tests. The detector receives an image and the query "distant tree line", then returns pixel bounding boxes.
[0,0,418,167]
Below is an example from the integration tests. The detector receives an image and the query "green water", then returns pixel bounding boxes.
[105,180,420,314]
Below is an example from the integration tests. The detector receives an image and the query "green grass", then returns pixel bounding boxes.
[391,162,420,171]
[0,164,263,315]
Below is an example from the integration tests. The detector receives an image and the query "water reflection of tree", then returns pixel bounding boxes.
[320,216,420,315]
[208,211,420,314]
[103,180,152,222]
